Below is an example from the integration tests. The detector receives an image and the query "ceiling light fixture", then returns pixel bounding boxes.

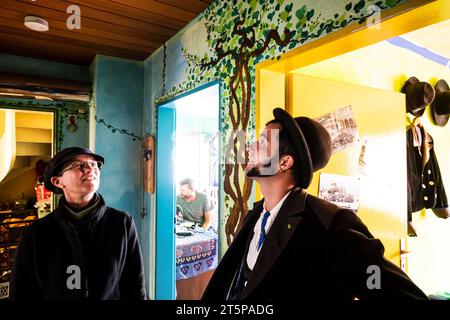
[24,16,49,32]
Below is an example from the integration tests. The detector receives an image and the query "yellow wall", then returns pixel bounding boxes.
[290,74,407,266]
[0,167,36,201]
[15,112,53,130]
[293,30,450,295]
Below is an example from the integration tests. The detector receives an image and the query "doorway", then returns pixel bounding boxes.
[155,82,220,300]
[0,107,56,299]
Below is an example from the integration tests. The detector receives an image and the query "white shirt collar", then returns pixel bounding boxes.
[263,190,291,217]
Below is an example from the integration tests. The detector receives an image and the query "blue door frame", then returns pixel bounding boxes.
[155,103,176,299]
[155,82,221,300]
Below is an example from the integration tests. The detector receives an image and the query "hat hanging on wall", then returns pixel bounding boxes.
[401,76,435,117]
[431,79,450,127]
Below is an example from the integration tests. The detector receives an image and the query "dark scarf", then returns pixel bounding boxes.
[64,193,101,221]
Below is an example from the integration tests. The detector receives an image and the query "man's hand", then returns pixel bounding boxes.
[202,211,212,229]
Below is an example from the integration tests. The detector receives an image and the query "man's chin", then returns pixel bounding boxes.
[245,166,262,178]
[82,181,99,193]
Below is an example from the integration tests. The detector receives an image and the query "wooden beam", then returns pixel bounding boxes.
[0,72,91,92]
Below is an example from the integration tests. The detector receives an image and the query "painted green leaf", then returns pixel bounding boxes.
[280,11,289,21]
[285,3,293,12]
[386,0,397,6]
[354,0,366,13]
[345,3,353,11]
[295,6,307,20]
[306,9,315,20]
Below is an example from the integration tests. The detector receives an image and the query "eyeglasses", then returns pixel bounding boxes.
[60,160,103,174]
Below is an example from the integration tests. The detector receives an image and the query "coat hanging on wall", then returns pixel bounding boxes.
[406,120,449,235]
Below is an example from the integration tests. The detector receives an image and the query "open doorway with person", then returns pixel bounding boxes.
[155,82,220,300]
[174,83,219,300]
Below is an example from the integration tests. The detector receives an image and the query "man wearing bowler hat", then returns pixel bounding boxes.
[203,108,427,301]
[10,147,146,300]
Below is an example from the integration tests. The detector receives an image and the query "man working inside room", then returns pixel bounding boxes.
[10,147,147,300]
[203,108,427,300]
[177,178,214,230]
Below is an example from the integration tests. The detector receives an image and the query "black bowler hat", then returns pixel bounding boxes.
[401,76,435,117]
[43,147,104,193]
[431,79,450,127]
[273,108,332,188]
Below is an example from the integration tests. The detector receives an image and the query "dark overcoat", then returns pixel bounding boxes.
[10,195,146,300]
[203,188,427,300]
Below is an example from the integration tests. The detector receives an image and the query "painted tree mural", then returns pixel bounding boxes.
[158,0,404,245]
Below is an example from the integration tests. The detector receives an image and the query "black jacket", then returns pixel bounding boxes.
[10,194,146,300]
[202,188,427,300]
[407,124,448,215]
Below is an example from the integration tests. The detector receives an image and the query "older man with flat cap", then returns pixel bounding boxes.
[10,147,146,300]
[203,108,427,301]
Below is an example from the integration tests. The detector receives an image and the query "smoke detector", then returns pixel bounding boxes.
[24,16,49,32]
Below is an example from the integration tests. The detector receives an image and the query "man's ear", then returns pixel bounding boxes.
[50,176,64,189]
[280,155,294,172]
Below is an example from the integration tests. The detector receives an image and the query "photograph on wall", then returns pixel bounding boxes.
[314,106,358,153]
[318,173,361,212]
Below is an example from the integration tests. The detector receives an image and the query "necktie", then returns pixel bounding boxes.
[257,211,271,250]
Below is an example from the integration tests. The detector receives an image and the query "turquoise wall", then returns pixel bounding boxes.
[93,55,144,232]
[141,54,155,298]
[60,113,89,149]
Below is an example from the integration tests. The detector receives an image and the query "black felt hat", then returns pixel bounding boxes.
[43,147,104,193]
[273,108,332,188]
[401,76,435,117]
[431,79,450,127]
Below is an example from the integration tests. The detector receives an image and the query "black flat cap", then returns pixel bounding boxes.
[43,147,104,193]
[273,108,332,188]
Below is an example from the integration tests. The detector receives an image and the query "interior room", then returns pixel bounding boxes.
[0,0,449,303]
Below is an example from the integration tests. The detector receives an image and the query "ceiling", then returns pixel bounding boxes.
[0,0,214,66]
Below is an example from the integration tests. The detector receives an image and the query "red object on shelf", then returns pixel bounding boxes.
[35,160,51,201]
[35,180,51,202]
